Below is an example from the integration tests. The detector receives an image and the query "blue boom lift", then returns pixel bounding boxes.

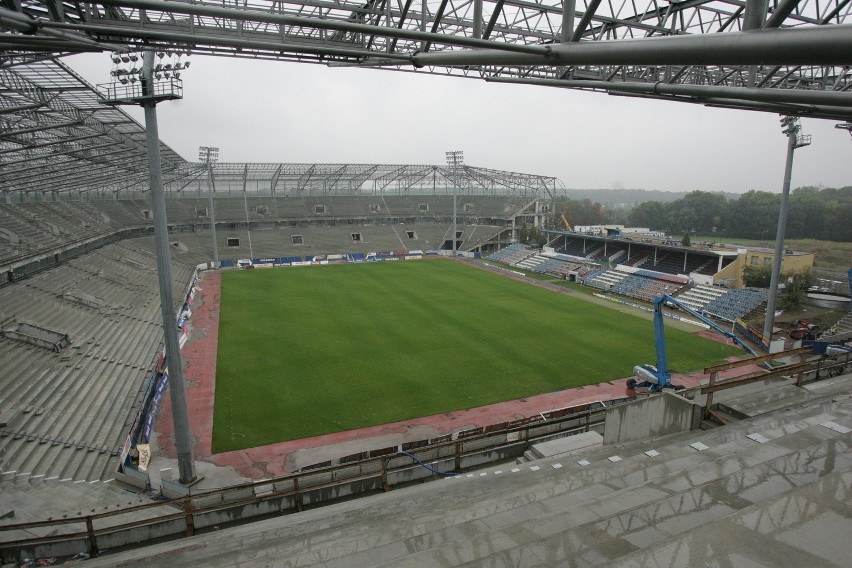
[627,294,759,392]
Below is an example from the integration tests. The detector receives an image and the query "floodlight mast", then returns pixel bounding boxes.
[762,115,811,348]
[99,50,197,485]
[445,151,463,255]
[199,146,219,268]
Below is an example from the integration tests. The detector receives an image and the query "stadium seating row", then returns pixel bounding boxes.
[0,238,195,483]
[675,284,729,312]
[489,238,762,323]
[486,243,537,265]
[703,288,768,322]
[0,197,530,269]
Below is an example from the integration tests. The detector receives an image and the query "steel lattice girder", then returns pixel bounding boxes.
[0,1,851,196]
[201,162,563,196]
[0,57,563,196]
[0,0,848,118]
[0,56,190,196]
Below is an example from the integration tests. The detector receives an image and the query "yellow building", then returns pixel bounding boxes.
[713,246,815,288]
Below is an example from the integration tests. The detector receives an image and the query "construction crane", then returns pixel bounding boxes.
[628,294,759,392]
[560,213,573,232]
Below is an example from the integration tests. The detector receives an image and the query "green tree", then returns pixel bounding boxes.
[628,200,666,230]
[726,191,779,239]
[679,191,729,234]
[664,202,698,234]
[787,187,825,239]
[529,226,548,247]
[820,187,852,242]
[743,264,772,288]
[778,269,816,310]
[555,198,609,226]
[681,233,691,247]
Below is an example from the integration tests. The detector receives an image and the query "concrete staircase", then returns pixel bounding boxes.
[76,376,852,567]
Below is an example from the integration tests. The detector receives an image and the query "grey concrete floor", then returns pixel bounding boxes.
[72,377,852,568]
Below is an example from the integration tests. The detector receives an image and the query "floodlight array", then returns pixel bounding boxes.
[109,49,191,85]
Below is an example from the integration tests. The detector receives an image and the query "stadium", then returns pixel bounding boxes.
[2,3,852,566]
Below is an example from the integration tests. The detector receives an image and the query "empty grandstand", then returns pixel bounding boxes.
[2,32,851,568]
[484,229,819,329]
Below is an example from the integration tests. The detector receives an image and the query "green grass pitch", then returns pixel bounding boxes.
[212,259,741,452]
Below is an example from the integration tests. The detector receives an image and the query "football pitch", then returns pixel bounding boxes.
[212,259,741,452]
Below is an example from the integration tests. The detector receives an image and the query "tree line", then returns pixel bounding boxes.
[554,186,852,242]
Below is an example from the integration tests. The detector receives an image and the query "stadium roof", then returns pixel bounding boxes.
[0,1,850,198]
[0,0,849,118]
[0,56,193,197]
[0,58,564,198]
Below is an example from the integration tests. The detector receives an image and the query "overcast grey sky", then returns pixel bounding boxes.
[67,53,852,194]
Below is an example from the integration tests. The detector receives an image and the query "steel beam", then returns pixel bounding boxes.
[570,0,601,42]
[49,0,548,55]
[742,0,769,30]
[410,24,852,67]
[485,76,852,107]
[482,0,505,40]
[764,0,803,28]
[561,0,575,43]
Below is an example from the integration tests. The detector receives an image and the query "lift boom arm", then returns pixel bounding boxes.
[652,294,758,379]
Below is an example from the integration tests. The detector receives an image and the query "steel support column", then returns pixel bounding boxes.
[742,0,769,30]
[762,128,797,346]
[561,0,576,42]
[207,162,219,268]
[473,0,483,39]
[141,50,196,485]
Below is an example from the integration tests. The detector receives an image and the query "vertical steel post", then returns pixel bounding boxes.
[561,0,576,42]
[420,0,427,51]
[206,160,219,268]
[385,0,392,52]
[141,50,196,485]
[446,151,463,255]
[452,165,457,256]
[473,0,483,39]
[242,167,254,259]
[742,0,769,30]
[762,131,796,345]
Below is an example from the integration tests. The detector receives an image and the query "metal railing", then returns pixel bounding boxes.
[0,400,615,562]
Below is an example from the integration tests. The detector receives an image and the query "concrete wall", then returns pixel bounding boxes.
[603,393,699,445]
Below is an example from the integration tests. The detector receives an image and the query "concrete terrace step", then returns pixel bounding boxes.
[77,391,852,567]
